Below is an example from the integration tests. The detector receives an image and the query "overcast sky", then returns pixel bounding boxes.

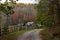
[0,0,39,4]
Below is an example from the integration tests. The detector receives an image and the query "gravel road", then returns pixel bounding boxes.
[17,29,42,40]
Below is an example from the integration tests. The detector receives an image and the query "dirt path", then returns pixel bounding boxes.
[16,29,42,40]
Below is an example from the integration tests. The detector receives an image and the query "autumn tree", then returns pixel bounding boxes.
[37,0,60,39]
[37,0,53,27]
[0,0,19,34]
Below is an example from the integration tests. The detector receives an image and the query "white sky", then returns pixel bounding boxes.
[0,0,39,4]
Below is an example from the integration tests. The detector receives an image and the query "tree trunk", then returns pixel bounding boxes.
[4,15,9,34]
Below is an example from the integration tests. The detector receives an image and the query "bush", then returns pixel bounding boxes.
[40,28,59,40]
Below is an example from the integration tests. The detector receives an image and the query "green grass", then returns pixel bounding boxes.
[0,29,32,40]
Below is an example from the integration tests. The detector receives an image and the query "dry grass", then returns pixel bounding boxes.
[40,28,60,40]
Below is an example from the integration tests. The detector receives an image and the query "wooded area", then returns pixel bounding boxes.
[0,0,37,35]
[37,0,60,40]
[0,0,60,40]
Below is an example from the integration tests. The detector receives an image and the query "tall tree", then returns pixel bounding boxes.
[0,0,14,34]
[37,0,60,37]
[37,0,53,27]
